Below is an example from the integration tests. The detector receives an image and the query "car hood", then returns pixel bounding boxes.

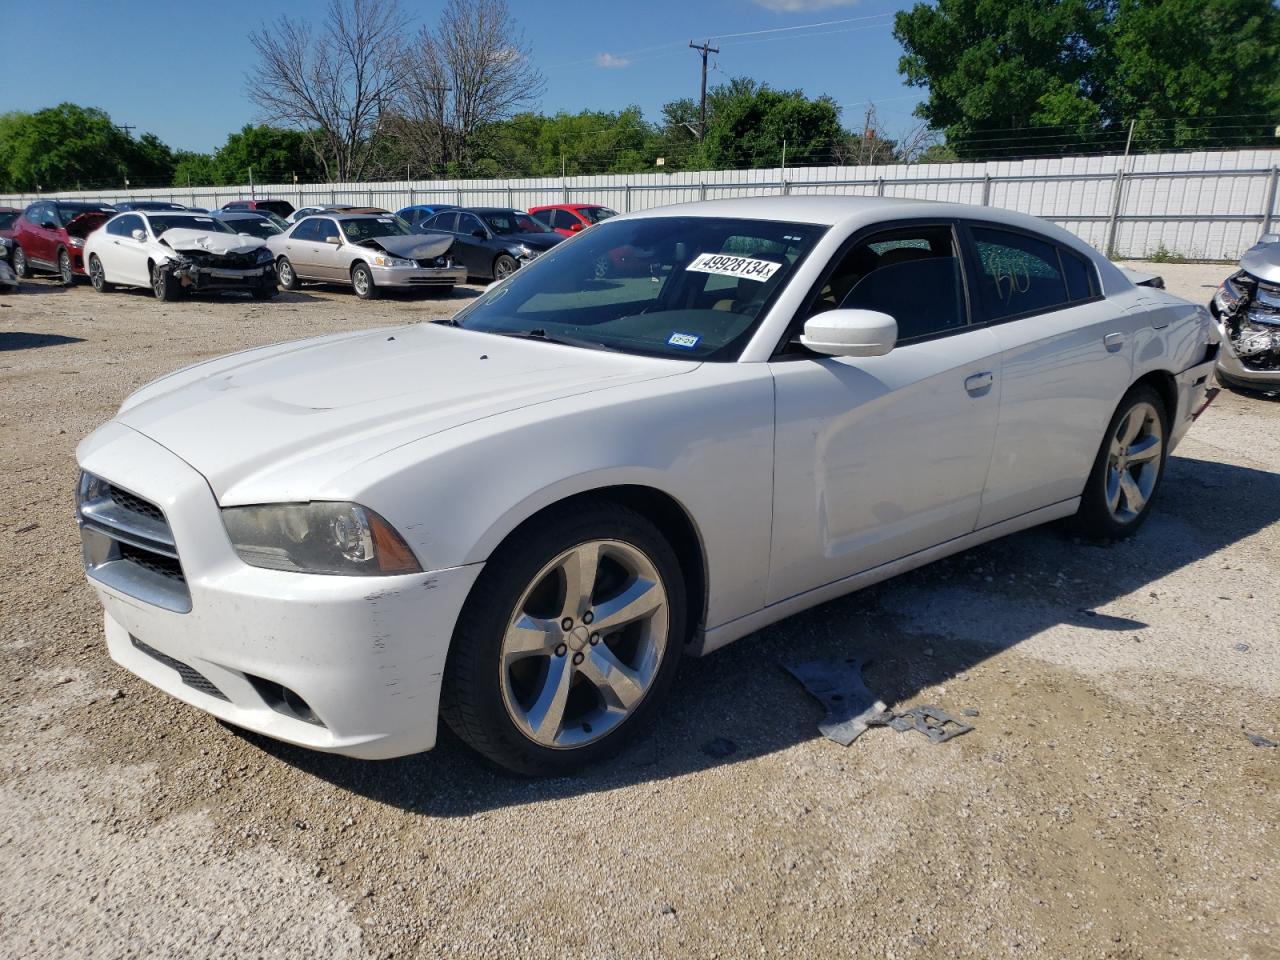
[159,228,266,256]
[1241,239,1280,285]
[512,232,564,250]
[357,233,453,259]
[113,322,692,503]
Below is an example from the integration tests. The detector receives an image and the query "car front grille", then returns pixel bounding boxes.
[415,256,452,268]
[78,473,191,613]
[130,635,229,701]
[181,251,260,270]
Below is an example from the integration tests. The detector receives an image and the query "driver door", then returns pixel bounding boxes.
[104,214,151,287]
[767,222,1003,603]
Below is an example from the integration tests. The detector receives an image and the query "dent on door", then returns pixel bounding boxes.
[768,327,1004,605]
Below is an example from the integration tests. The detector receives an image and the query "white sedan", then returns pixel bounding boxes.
[84,211,277,300]
[75,197,1219,775]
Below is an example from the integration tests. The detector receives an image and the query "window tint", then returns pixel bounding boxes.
[970,227,1070,320]
[112,214,145,237]
[551,209,577,230]
[313,219,340,242]
[290,218,321,241]
[26,203,49,225]
[1060,248,1097,301]
[459,214,486,235]
[807,225,965,343]
[428,212,458,232]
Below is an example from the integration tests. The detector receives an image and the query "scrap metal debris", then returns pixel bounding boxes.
[1245,732,1276,749]
[784,658,892,746]
[785,658,974,746]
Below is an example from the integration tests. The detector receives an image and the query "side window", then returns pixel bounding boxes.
[1060,248,1098,301]
[26,203,48,225]
[313,219,340,243]
[551,209,575,230]
[106,217,127,237]
[115,214,144,238]
[807,225,966,343]
[290,218,320,241]
[970,227,1070,321]
[459,214,485,236]
[429,212,458,232]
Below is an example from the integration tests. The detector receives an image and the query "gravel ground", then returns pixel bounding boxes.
[1,264,1275,960]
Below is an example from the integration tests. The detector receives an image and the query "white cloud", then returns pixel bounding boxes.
[752,0,860,11]
[595,52,631,68]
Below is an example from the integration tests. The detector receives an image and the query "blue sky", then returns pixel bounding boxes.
[3,0,924,153]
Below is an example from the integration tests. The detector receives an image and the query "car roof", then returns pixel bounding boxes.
[623,195,1103,253]
[465,207,524,215]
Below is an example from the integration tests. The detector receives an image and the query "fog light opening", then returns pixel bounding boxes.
[247,675,326,727]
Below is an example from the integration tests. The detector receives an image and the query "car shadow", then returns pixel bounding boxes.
[0,331,86,351]
[249,453,1280,816]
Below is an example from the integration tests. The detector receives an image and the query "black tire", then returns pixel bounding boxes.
[492,254,518,281]
[352,262,378,300]
[88,254,112,293]
[1072,384,1169,540]
[276,257,298,291]
[58,248,75,285]
[12,245,28,279]
[151,262,179,302]
[251,282,277,301]
[441,499,688,776]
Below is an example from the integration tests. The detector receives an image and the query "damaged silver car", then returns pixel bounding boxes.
[266,213,466,300]
[1210,233,1280,390]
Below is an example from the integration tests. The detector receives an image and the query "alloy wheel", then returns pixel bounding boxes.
[12,247,27,278]
[494,255,517,281]
[353,266,370,297]
[58,250,73,285]
[89,256,106,292]
[499,539,669,749]
[1104,400,1163,523]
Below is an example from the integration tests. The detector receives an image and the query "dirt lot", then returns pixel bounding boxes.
[1,265,1276,960]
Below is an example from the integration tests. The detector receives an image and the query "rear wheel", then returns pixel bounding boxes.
[276,257,298,291]
[442,500,687,776]
[88,254,112,293]
[492,254,517,281]
[352,262,378,300]
[58,249,74,285]
[12,246,28,279]
[1072,384,1168,540]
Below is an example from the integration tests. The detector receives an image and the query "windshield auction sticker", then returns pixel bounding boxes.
[686,252,781,282]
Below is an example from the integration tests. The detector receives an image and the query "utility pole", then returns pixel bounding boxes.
[689,39,719,141]
[115,123,136,137]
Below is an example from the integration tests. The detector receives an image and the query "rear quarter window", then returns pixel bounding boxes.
[970,226,1071,321]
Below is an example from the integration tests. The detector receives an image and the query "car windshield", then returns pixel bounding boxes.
[225,217,281,238]
[448,215,825,361]
[483,212,544,235]
[57,205,111,225]
[148,214,237,235]
[340,217,411,241]
[581,207,617,224]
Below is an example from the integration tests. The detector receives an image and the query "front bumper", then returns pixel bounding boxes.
[77,422,481,759]
[369,263,466,289]
[1214,319,1280,386]
[173,261,276,292]
[1170,347,1220,451]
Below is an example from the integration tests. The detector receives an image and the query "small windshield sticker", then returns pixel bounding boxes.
[686,252,781,282]
[668,332,701,349]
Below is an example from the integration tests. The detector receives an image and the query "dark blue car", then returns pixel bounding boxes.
[397,204,460,232]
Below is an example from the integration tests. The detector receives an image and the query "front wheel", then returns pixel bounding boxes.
[58,249,75,285]
[276,257,298,291]
[492,254,517,281]
[1072,384,1168,540]
[151,262,179,301]
[441,500,687,776]
[88,254,112,293]
[351,262,377,300]
[12,246,28,279]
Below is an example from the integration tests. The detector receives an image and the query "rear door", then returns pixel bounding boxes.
[768,222,1004,602]
[960,223,1137,527]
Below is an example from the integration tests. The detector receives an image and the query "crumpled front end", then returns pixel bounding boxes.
[1211,257,1280,387]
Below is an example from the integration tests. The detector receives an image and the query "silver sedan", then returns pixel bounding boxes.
[266,214,466,299]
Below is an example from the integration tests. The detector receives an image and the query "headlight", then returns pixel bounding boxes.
[68,236,85,248]
[372,255,414,268]
[516,244,533,259]
[1214,277,1242,315]
[221,502,421,576]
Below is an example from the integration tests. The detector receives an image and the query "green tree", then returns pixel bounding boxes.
[171,150,219,187]
[0,103,175,191]
[697,78,843,169]
[1105,0,1280,151]
[895,0,1105,158]
[211,124,324,185]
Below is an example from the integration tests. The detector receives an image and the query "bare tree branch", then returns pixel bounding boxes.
[246,0,411,182]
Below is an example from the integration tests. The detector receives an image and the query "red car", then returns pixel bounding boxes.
[221,198,297,219]
[528,203,618,237]
[12,200,114,283]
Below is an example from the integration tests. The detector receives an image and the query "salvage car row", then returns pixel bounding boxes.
[0,197,620,300]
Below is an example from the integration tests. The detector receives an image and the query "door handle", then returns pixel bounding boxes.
[964,371,994,395]
[1103,332,1126,351]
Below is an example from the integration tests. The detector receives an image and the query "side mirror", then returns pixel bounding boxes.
[325,235,341,245]
[569,222,584,232]
[801,309,897,357]
[472,228,487,238]
[131,229,147,242]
